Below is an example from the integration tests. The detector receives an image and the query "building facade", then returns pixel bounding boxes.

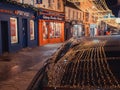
[35,0,65,46]
[79,1,98,37]
[0,1,37,55]
[34,0,64,12]
[65,1,84,40]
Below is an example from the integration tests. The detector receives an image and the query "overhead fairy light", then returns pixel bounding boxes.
[67,0,112,18]
[92,0,109,11]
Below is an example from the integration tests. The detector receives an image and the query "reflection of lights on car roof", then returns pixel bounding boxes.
[64,59,67,63]
[93,39,100,43]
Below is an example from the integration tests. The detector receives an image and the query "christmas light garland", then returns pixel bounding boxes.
[67,0,112,18]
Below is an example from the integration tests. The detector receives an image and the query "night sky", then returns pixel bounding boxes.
[105,0,120,17]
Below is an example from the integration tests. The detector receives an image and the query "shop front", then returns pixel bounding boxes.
[90,24,97,37]
[38,9,65,46]
[0,2,37,55]
[72,21,84,38]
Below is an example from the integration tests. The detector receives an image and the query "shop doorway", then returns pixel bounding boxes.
[1,21,9,53]
[22,19,28,48]
[73,25,83,37]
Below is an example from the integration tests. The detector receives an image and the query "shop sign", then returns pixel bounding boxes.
[0,9,34,18]
[14,10,30,17]
[0,8,13,14]
[38,9,65,19]
[40,15,64,21]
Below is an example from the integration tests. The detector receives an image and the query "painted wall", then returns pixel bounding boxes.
[0,3,37,54]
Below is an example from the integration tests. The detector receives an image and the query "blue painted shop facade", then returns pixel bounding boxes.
[0,2,38,55]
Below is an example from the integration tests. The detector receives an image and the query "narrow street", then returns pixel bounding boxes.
[0,0,120,90]
[0,43,62,90]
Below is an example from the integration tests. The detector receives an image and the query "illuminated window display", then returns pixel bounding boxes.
[43,21,48,39]
[49,22,54,38]
[55,22,61,38]
[42,21,62,39]
[73,24,83,37]
[38,9,64,46]
[30,20,35,40]
[10,17,18,44]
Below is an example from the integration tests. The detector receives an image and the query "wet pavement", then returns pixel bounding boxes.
[0,43,62,90]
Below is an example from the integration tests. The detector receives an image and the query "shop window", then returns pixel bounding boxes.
[48,0,52,8]
[30,20,35,40]
[79,12,81,20]
[57,0,61,10]
[68,8,70,19]
[73,25,83,37]
[73,11,75,19]
[49,22,55,38]
[10,17,18,44]
[85,12,89,22]
[55,22,61,38]
[77,12,78,19]
[49,22,61,38]
[43,21,48,39]
[73,25,78,37]
[42,21,62,39]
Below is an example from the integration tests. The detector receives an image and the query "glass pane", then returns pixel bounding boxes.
[43,21,48,39]
[10,17,18,44]
[30,20,35,40]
